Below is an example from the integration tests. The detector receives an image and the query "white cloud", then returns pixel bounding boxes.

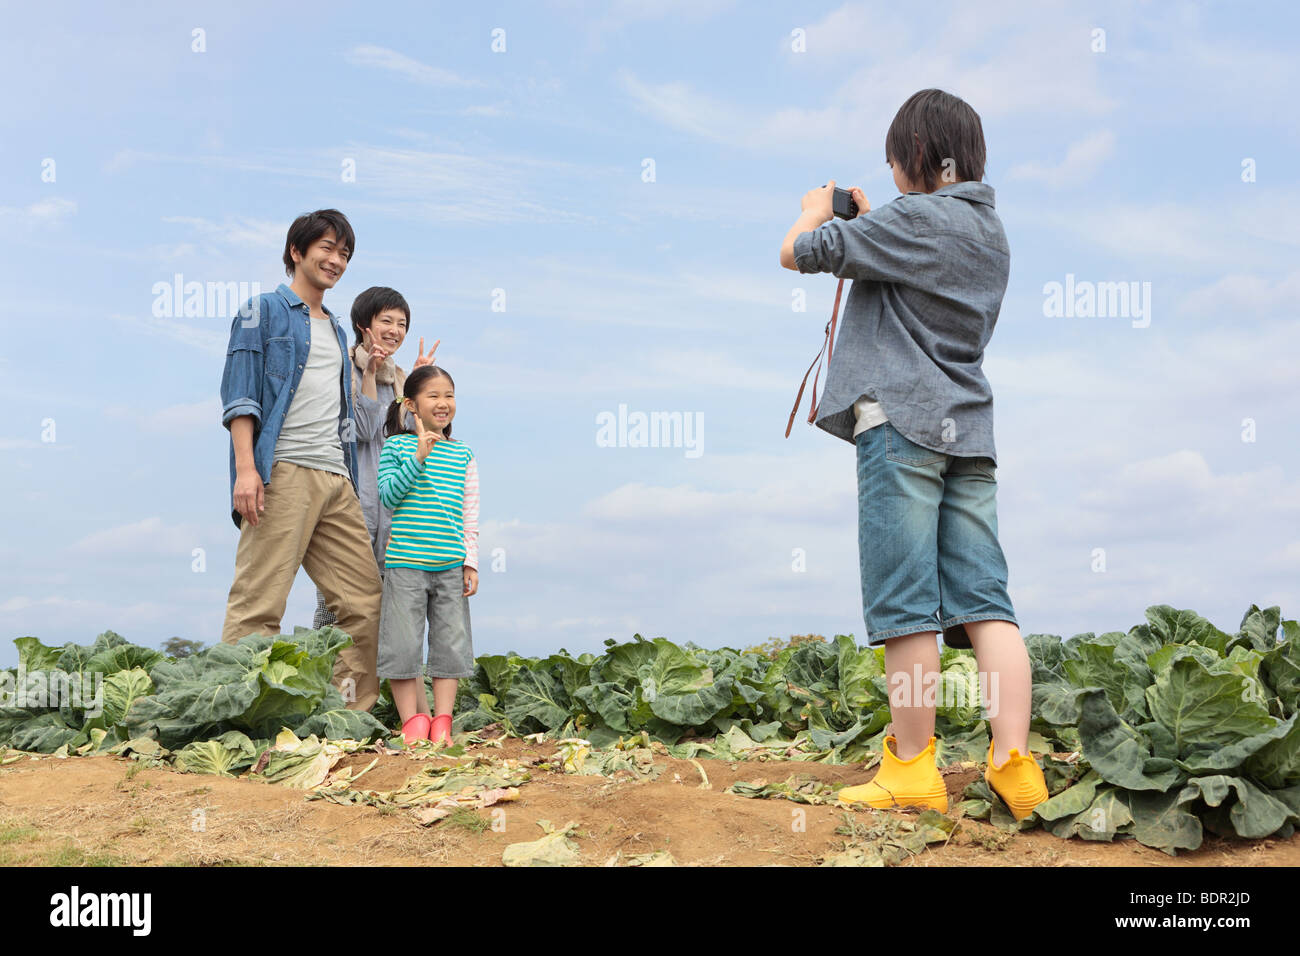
[67,517,205,558]
[1072,204,1219,262]
[0,595,192,658]
[1019,186,1300,271]
[1177,272,1300,320]
[568,0,738,51]
[104,398,223,433]
[108,312,226,357]
[1077,450,1300,536]
[620,1,1117,152]
[344,45,480,88]
[318,146,601,226]
[159,216,285,250]
[1007,130,1115,185]
[0,197,77,227]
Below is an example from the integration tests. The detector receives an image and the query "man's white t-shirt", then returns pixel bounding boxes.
[852,394,889,437]
[273,315,350,478]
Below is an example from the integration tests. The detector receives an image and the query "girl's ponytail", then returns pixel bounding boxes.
[384,394,410,439]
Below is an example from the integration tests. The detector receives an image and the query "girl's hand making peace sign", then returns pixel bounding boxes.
[411,336,440,370]
[412,411,441,464]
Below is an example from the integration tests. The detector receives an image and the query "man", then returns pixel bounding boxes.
[219,208,382,711]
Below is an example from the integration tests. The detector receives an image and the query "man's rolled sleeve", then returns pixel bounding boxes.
[221,394,262,430]
[793,199,934,285]
[219,299,265,431]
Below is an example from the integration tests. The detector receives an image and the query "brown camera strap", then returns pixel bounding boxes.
[785,277,845,438]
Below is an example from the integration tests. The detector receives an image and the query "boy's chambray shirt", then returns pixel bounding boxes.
[219,283,360,529]
[792,181,1010,465]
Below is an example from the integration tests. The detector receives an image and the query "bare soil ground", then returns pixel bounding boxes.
[1,736,1295,867]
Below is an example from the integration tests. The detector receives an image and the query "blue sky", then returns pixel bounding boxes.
[1,0,1297,667]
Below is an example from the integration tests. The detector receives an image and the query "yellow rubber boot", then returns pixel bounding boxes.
[985,741,1049,821]
[837,735,948,812]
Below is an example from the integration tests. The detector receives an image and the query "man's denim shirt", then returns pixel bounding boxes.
[793,181,1010,465]
[220,282,359,528]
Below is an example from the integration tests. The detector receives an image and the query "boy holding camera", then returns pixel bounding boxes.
[779,89,1047,820]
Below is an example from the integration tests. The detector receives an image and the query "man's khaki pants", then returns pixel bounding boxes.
[222,461,382,711]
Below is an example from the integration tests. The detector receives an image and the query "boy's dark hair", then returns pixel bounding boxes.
[386,365,457,440]
[885,89,986,193]
[283,209,355,277]
[351,286,411,346]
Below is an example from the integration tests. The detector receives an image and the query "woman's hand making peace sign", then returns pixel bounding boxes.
[411,337,440,370]
[360,327,389,370]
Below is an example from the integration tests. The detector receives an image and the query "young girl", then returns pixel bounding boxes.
[779,88,1048,820]
[312,286,438,630]
[375,364,479,745]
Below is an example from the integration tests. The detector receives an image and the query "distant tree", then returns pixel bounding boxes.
[162,637,205,659]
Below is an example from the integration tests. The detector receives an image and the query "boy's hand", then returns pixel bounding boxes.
[801,180,836,224]
[463,567,478,597]
[850,186,871,217]
[412,336,440,369]
[412,413,440,464]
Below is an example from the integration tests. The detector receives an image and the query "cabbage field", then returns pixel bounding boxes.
[1,602,1296,858]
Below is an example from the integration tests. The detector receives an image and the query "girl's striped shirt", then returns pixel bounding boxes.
[377,433,479,572]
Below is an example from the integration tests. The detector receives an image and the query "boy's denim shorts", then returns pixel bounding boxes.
[856,422,1017,649]
[377,565,475,679]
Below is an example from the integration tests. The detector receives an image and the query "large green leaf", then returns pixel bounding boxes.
[1024,633,1068,681]
[125,632,349,748]
[1048,786,1135,842]
[1032,770,1103,823]
[1145,605,1231,649]
[1260,622,1300,717]
[1134,720,1179,760]
[1127,787,1203,854]
[935,655,982,726]
[14,637,63,673]
[55,630,148,676]
[1230,605,1282,653]
[596,636,735,730]
[239,638,342,738]
[542,653,593,700]
[1146,641,1218,674]
[1033,680,1088,726]
[1112,627,1163,720]
[1063,642,1127,715]
[1242,712,1300,788]
[294,709,387,742]
[1176,712,1295,775]
[834,635,887,720]
[777,640,839,724]
[1078,690,1183,792]
[478,655,524,698]
[85,667,154,732]
[1145,656,1276,752]
[502,665,571,733]
[573,681,639,733]
[935,720,988,765]
[174,731,260,776]
[1180,774,1294,839]
[8,711,84,753]
[758,645,805,730]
